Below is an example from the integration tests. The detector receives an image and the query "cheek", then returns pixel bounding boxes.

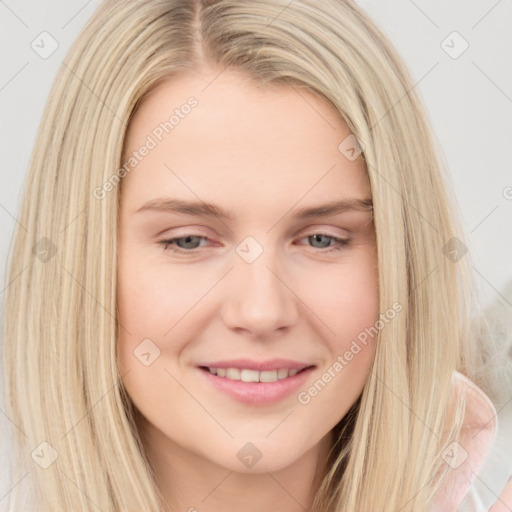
[299,266,379,414]
[295,265,378,420]
[116,253,180,372]
[117,251,205,335]
[116,257,201,417]
[116,250,220,390]
[294,253,379,403]
[300,257,379,342]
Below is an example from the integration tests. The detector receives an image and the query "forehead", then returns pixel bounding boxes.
[121,70,370,214]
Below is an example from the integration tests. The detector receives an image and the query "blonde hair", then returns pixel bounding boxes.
[1,0,500,510]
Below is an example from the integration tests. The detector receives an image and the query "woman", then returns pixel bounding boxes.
[2,0,510,510]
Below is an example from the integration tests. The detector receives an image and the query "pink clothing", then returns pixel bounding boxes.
[430,371,510,511]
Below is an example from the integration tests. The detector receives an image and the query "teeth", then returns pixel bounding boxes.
[206,366,306,382]
[259,370,278,383]
[226,368,240,380]
[240,369,260,382]
[277,368,289,379]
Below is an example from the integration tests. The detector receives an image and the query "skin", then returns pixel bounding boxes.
[117,66,379,512]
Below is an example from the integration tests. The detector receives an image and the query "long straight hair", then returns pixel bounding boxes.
[1,0,499,510]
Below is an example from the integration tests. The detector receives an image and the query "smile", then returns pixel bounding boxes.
[201,366,308,382]
[198,365,316,405]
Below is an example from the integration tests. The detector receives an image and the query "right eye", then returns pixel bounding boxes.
[159,235,211,254]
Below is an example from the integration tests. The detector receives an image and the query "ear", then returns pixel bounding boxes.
[429,370,498,511]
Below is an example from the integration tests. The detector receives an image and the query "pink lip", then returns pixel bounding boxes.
[197,366,315,405]
[197,358,312,372]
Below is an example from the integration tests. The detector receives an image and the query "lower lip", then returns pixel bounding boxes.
[198,366,315,405]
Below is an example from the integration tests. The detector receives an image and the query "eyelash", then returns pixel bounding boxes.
[158,232,351,255]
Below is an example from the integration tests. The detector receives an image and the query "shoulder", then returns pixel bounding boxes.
[430,371,501,511]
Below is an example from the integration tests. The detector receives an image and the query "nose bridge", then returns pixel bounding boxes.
[221,235,297,335]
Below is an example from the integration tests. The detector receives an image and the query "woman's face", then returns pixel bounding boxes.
[117,68,379,476]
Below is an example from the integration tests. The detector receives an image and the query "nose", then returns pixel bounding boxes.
[220,244,299,338]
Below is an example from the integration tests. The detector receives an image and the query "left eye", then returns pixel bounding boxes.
[298,233,350,250]
[159,235,208,252]
[158,233,351,254]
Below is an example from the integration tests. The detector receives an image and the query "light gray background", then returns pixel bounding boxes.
[0,1,511,508]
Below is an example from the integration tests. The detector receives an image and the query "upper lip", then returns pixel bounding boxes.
[198,358,315,372]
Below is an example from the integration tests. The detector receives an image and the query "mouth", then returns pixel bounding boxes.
[198,365,314,383]
[197,364,316,405]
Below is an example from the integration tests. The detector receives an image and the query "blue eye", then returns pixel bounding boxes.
[159,235,208,253]
[158,233,351,255]
[301,233,350,251]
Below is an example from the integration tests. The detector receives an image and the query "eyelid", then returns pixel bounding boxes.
[299,228,349,239]
[156,228,348,244]
[157,224,350,239]
[158,230,352,255]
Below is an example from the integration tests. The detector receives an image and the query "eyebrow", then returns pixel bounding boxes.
[135,196,373,220]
